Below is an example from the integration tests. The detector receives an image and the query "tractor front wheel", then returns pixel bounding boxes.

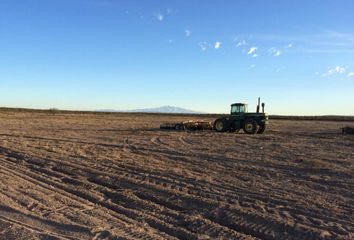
[243,119,258,134]
[214,119,230,132]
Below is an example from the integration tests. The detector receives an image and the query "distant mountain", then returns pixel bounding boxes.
[128,106,202,114]
[96,106,202,114]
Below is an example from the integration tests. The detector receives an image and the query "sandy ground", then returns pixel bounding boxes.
[0,111,353,240]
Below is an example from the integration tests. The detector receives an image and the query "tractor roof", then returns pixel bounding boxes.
[231,103,247,106]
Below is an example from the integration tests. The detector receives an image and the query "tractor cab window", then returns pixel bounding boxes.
[231,105,246,114]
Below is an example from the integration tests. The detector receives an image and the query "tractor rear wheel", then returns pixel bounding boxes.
[243,119,258,134]
[257,124,266,134]
[214,119,230,132]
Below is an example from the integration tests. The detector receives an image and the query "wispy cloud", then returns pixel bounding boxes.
[214,41,221,49]
[154,13,164,22]
[255,31,354,54]
[199,42,210,51]
[300,48,354,54]
[276,67,284,73]
[285,43,293,48]
[268,47,281,57]
[236,40,247,47]
[166,8,179,15]
[154,8,179,22]
[324,31,354,42]
[347,72,354,78]
[185,29,191,37]
[322,66,346,77]
[247,47,257,55]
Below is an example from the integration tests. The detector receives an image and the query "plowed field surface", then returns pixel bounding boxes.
[0,111,353,240]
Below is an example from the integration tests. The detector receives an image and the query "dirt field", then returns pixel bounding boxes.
[0,111,353,240]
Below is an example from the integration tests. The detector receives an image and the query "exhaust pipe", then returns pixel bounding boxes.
[256,97,260,113]
[262,103,265,113]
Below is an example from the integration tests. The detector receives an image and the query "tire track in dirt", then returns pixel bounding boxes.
[2,141,352,238]
[132,136,352,238]
[0,205,91,240]
[0,169,165,240]
[0,148,194,239]
[0,155,172,239]
[178,135,194,146]
[150,136,166,146]
[48,137,352,238]
[1,143,266,239]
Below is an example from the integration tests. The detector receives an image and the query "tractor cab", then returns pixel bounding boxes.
[231,103,248,115]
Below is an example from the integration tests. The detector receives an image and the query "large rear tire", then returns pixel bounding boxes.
[214,118,230,132]
[257,124,266,134]
[243,119,258,134]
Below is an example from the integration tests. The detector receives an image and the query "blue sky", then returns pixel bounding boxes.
[0,0,353,114]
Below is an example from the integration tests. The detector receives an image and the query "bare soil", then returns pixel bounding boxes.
[0,111,353,240]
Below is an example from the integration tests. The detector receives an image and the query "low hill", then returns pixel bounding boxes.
[97,106,202,114]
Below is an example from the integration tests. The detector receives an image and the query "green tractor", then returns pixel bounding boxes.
[214,98,268,134]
